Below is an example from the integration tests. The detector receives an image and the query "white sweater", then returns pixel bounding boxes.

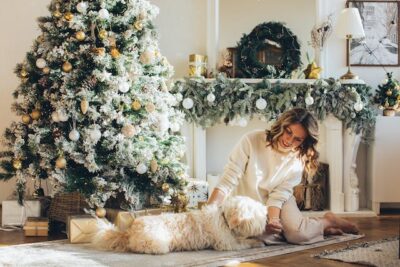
[216,130,304,209]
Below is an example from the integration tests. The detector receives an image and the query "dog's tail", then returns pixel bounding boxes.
[92,218,130,252]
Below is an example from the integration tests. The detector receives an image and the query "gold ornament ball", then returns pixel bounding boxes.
[22,114,31,124]
[12,159,22,170]
[42,67,51,74]
[20,69,28,78]
[134,21,143,31]
[145,102,155,113]
[55,156,67,169]
[98,29,108,40]
[110,48,121,59]
[161,183,170,192]
[75,31,86,41]
[93,47,106,57]
[30,109,41,120]
[53,10,62,18]
[386,90,392,96]
[131,100,142,111]
[64,12,74,21]
[95,207,107,218]
[62,61,73,72]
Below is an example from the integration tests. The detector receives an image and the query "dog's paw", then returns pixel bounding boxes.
[245,239,265,248]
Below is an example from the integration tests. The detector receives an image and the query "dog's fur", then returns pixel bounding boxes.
[93,196,267,254]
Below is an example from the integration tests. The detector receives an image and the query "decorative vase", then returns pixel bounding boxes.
[383,108,396,117]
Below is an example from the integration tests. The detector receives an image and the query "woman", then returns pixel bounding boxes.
[207,108,358,244]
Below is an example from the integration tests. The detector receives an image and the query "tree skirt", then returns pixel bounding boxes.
[315,236,400,267]
[0,234,363,267]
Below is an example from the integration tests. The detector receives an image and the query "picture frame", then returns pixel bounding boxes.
[347,1,399,66]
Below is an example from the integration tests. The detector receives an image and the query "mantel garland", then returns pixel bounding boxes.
[171,75,376,135]
[236,22,302,79]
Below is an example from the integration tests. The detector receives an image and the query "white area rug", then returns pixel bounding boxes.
[0,234,363,267]
[315,236,400,267]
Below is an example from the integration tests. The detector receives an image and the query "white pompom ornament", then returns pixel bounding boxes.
[57,110,69,122]
[69,129,80,141]
[182,98,194,109]
[206,93,216,103]
[36,58,47,69]
[98,8,110,20]
[89,129,102,142]
[76,2,88,13]
[136,163,147,174]
[354,101,364,112]
[305,95,314,106]
[119,81,130,93]
[255,98,267,110]
[51,111,60,122]
[121,124,136,138]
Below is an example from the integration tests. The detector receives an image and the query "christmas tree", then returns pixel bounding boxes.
[0,0,187,209]
[374,72,400,110]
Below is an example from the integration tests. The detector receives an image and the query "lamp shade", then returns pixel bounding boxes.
[335,8,365,39]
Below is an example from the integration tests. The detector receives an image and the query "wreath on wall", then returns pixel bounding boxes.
[236,22,302,79]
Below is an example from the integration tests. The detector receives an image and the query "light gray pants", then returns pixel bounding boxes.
[260,196,325,245]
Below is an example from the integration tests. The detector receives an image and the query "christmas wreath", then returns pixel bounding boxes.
[236,22,301,78]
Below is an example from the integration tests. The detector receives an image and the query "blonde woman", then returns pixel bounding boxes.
[208,108,358,244]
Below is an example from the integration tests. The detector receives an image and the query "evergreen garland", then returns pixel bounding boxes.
[236,22,301,79]
[171,75,376,135]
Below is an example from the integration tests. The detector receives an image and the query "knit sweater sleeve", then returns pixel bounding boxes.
[265,162,303,209]
[215,134,251,196]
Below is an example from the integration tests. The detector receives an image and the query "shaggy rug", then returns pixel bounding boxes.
[315,236,400,267]
[0,234,363,267]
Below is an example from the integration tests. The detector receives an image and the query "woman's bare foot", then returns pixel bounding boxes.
[323,212,359,234]
[324,227,344,235]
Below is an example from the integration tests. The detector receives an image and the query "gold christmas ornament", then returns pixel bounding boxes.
[93,47,106,56]
[386,90,393,96]
[150,159,158,173]
[12,159,22,170]
[121,124,136,137]
[75,31,86,41]
[98,29,108,40]
[134,21,143,31]
[62,61,73,72]
[131,100,141,111]
[110,47,120,59]
[303,61,322,79]
[53,9,62,18]
[161,183,169,192]
[145,102,155,113]
[22,114,31,124]
[42,67,51,74]
[55,156,67,169]
[30,109,41,120]
[64,12,74,21]
[95,207,107,218]
[80,98,89,114]
[20,68,28,77]
[108,37,117,47]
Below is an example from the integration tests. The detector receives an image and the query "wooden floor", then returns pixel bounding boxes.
[0,209,399,267]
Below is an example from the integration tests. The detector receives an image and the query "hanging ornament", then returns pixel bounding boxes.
[95,207,106,218]
[121,124,136,137]
[62,61,73,72]
[75,31,86,41]
[64,12,74,21]
[161,183,169,192]
[89,128,102,143]
[22,114,31,124]
[136,163,147,174]
[118,81,130,93]
[98,8,110,20]
[51,111,60,122]
[140,50,155,65]
[134,21,143,31]
[98,29,108,40]
[13,159,22,170]
[110,47,121,59]
[145,102,155,113]
[30,109,41,120]
[80,98,89,114]
[305,95,314,106]
[150,159,158,173]
[42,67,51,74]
[53,9,62,18]
[55,156,67,169]
[256,98,267,110]
[69,129,80,141]
[292,95,298,102]
[131,100,142,111]
[36,58,47,69]
[20,68,28,77]
[182,98,194,109]
[93,47,106,57]
[57,110,69,122]
[76,2,88,14]
[354,101,364,112]
[206,93,216,103]
[386,90,393,96]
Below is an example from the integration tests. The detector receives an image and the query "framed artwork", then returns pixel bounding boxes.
[347,1,399,66]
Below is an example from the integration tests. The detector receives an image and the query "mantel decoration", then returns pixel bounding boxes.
[236,22,302,79]
[171,74,376,135]
[374,72,400,116]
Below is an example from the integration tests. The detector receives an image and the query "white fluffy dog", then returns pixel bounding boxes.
[94,196,267,254]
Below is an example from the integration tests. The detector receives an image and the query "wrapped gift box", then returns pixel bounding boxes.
[23,217,48,236]
[67,215,100,244]
[1,200,41,227]
[106,209,135,232]
[185,178,209,208]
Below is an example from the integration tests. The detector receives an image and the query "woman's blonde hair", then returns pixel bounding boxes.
[266,108,319,177]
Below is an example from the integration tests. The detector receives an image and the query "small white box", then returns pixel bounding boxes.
[1,200,41,227]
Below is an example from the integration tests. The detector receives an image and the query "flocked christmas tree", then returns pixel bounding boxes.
[374,72,400,111]
[0,0,187,209]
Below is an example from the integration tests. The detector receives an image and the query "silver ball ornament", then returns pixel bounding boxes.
[182,98,194,109]
[255,98,267,110]
[69,129,80,141]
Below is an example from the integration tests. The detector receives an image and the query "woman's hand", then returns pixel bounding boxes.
[265,218,283,235]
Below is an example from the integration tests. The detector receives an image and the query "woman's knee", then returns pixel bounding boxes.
[283,229,310,244]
